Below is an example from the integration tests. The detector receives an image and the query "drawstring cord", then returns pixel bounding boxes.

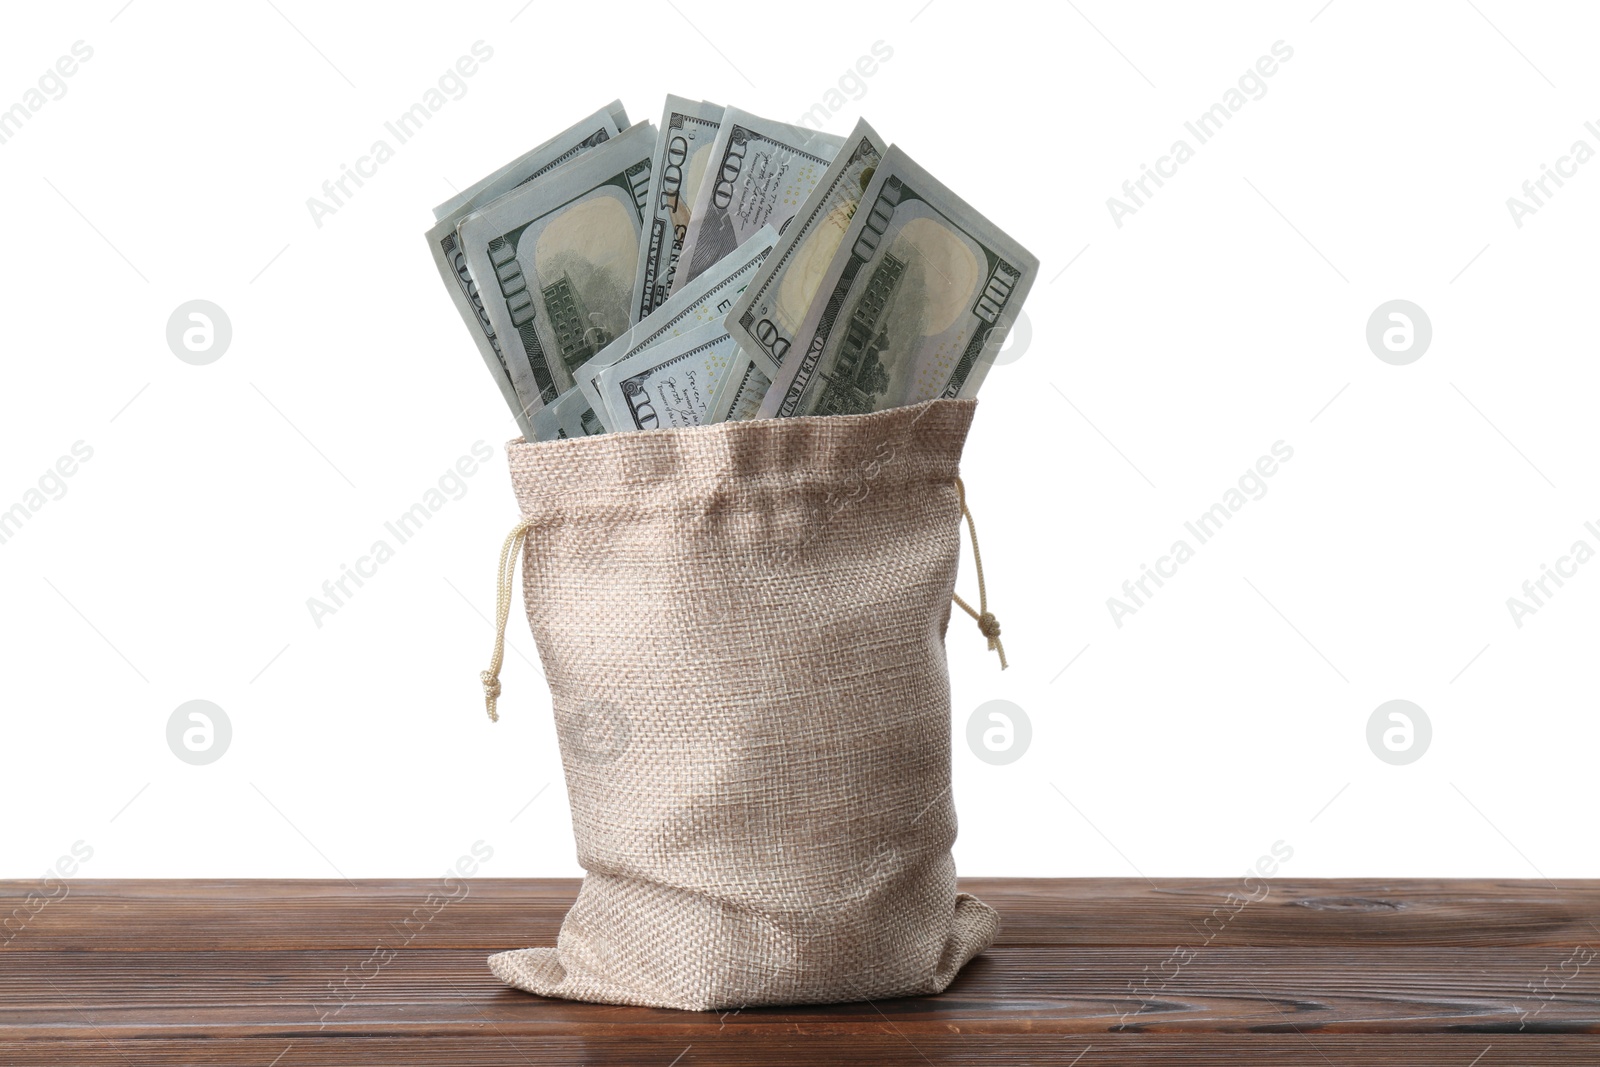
[481,517,535,722]
[480,475,1007,720]
[952,477,1007,670]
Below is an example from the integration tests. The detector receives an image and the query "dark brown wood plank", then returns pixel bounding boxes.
[2,878,1597,1065]
[984,877,1600,949]
[0,877,578,952]
[5,878,1598,949]
[1,945,1596,1033]
[0,1034,1596,1066]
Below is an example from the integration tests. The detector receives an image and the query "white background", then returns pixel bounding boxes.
[2,0,1596,882]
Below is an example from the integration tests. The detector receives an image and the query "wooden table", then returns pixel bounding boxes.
[2,878,1597,1064]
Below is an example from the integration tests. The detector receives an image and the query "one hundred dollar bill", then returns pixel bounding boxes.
[425,102,629,436]
[529,386,606,441]
[629,96,723,324]
[431,100,628,222]
[576,224,777,424]
[668,108,844,299]
[705,353,772,425]
[456,121,655,418]
[757,145,1038,419]
[724,118,886,373]
[593,319,742,431]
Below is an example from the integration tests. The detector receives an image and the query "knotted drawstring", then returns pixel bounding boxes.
[952,477,1007,670]
[481,516,535,722]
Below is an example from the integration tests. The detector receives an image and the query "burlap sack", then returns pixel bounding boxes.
[483,396,998,1010]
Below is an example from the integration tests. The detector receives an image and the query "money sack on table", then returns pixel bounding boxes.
[479,397,999,1010]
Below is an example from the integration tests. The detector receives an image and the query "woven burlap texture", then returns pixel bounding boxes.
[488,397,998,1010]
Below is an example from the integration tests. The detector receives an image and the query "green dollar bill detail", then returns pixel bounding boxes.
[705,353,772,425]
[529,386,607,441]
[726,117,885,372]
[760,145,1038,419]
[630,96,723,324]
[425,102,628,436]
[594,319,740,431]
[577,224,776,427]
[669,107,843,299]
[457,121,655,418]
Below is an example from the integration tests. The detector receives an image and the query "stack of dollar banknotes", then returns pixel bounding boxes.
[426,97,1037,442]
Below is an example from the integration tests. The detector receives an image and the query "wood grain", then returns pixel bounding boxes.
[2,878,1597,1065]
